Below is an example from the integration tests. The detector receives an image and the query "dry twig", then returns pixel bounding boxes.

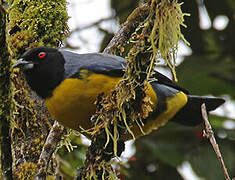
[201,103,233,180]
[35,121,65,180]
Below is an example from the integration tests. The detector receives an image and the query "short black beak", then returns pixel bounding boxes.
[13,58,34,70]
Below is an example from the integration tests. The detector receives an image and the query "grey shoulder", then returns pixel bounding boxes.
[58,50,126,78]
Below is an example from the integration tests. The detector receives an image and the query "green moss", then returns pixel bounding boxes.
[0,2,13,126]
[14,162,37,180]
[7,0,69,58]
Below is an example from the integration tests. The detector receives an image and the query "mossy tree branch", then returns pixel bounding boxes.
[103,4,150,55]
[5,0,68,179]
[80,0,188,179]
[0,3,13,180]
[78,4,151,180]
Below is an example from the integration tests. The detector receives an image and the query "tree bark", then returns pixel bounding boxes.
[0,3,13,180]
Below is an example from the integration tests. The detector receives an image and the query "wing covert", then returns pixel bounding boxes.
[59,50,126,79]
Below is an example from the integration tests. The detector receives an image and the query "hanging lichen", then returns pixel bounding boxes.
[80,0,189,179]
[150,0,190,81]
[91,0,189,152]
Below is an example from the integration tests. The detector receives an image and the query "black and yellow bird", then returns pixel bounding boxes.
[13,47,225,140]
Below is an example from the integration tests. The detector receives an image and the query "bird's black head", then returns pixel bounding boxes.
[13,47,65,99]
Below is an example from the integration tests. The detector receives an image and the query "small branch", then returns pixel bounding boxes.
[35,121,65,180]
[201,103,233,180]
[103,4,150,54]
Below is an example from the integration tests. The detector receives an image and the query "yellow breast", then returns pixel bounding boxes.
[45,74,121,131]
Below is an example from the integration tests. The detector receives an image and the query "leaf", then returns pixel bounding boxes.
[186,138,235,179]
[177,55,235,98]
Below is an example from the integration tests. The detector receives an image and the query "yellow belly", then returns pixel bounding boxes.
[45,73,187,140]
[45,74,121,131]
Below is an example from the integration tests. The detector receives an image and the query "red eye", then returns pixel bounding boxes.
[38,52,46,59]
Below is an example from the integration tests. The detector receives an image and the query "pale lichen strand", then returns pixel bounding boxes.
[84,161,118,180]
[150,0,190,81]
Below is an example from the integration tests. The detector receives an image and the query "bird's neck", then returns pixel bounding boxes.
[24,70,63,99]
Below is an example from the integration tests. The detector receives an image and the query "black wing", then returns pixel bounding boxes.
[59,50,126,79]
[153,71,189,94]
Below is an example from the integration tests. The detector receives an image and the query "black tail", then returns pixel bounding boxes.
[171,96,225,126]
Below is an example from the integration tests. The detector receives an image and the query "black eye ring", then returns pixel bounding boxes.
[38,52,46,59]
